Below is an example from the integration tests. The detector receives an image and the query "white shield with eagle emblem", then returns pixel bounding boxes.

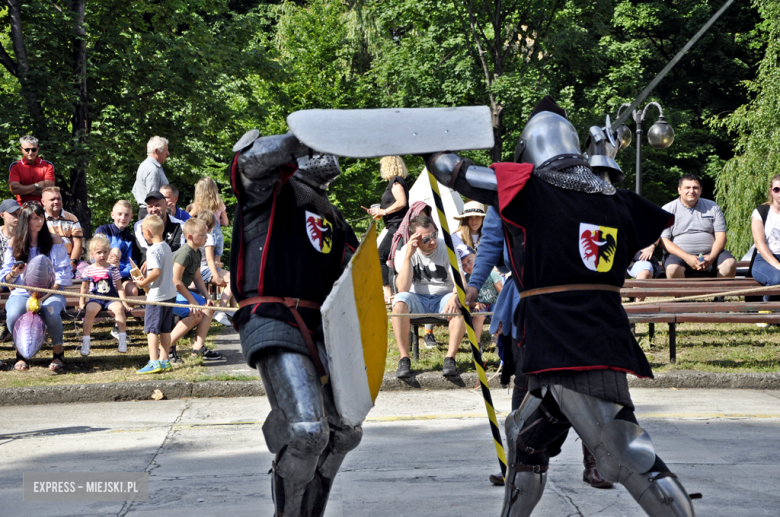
[579,222,618,272]
[305,210,333,254]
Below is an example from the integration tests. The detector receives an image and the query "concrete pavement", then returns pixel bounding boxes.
[1,388,780,515]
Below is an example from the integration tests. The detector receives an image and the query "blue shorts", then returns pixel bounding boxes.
[145,298,175,334]
[173,291,207,318]
[88,298,119,311]
[393,292,456,315]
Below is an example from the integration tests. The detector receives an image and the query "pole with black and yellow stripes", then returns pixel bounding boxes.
[427,169,507,479]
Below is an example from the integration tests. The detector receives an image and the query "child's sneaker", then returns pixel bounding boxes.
[137,360,162,374]
[80,337,91,356]
[118,333,127,353]
[159,359,173,372]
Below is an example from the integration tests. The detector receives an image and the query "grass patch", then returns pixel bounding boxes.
[386,319,780,375]
[0,316,225,389]
[3,313,779,389]
[385,324,502,374]
[636,321,780,373]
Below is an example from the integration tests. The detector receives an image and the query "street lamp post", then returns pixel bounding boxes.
[616,102,675,196]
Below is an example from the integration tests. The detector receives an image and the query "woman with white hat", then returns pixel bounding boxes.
[452,201,486,252]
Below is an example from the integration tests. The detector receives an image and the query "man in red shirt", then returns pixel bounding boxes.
[8,135,55,205]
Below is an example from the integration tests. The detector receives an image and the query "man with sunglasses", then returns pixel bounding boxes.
[660,173,736,278]
[8,135,55,205]
[391,214,466,378]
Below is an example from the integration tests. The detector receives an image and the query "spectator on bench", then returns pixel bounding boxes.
[661,173,736,278]
[0,200,20,290]
[391,214,465,378]
[195,210,234,325]
[1,202,71,371]
[42,187,83,275]
[750,175,780,301]
[457,244,502,349]
[160,184,191,222]
[0,199,21,342]
[95,200,139,297]
[78,235,132,356]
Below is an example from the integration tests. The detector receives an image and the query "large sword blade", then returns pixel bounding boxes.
[287,107,494,158]
[611,0,735,129]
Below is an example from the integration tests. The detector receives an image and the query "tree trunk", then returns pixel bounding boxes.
[6,0,47,139]
[66,0,93,236]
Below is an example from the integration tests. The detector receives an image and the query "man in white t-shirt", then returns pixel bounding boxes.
[391,214,465,378]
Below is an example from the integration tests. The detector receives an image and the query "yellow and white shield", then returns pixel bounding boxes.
[321,220,387,427]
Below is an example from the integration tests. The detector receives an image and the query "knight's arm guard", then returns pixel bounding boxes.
[424,153,498,208]
[238,132,309,179]
[236,132,310,208]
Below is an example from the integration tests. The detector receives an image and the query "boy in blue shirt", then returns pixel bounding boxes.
[95,200,139,297]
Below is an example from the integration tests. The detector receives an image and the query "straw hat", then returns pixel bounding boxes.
[454,201,487,220]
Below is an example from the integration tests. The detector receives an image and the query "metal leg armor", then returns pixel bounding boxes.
[500,389,548,517]
[549,386,697,517]
[257,349,362,517]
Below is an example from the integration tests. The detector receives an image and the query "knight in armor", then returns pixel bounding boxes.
[228,130,362,517]
[425,96,699,517]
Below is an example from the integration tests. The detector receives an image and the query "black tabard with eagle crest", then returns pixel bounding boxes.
[493,162,673,378]
[229,162,357,341]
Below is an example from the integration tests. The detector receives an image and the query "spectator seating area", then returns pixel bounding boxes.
[623,274,780,363]
[401,262,780,364]
[0,280,147,321]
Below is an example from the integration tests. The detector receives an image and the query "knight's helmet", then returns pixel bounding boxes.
[585,118,629,184]
[513,96,581,166]
[294,153,341,191]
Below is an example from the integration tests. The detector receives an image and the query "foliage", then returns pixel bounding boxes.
[0,0,773,263]
[715,0,780,257]
[0,1,280,244]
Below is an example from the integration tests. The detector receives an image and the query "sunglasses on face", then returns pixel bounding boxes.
[772,187,780,194]
[420,231,438,244]
[22,148,38,153]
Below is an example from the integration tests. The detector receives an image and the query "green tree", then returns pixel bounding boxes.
[715,0,780,256]
[0,1,278,236]
[577,0,764,208]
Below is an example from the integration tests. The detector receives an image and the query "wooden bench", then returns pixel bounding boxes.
[621,277,780,363]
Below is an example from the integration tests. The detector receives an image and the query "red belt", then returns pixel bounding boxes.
[239,296,328,385]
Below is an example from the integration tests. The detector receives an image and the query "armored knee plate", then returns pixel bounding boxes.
[549,386,697,516]
[548,385,651,483]
[319,425,362,480]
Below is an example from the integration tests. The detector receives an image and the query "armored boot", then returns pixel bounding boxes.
[550,385,698,517]
[500,390,548,517]
[299,425,362,517]
[582,442,613,489]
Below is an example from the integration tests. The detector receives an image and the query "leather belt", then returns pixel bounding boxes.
[239,296,328,385]
[520,284,622,299]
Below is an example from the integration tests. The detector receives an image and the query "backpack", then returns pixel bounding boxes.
[747,204,771,278]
